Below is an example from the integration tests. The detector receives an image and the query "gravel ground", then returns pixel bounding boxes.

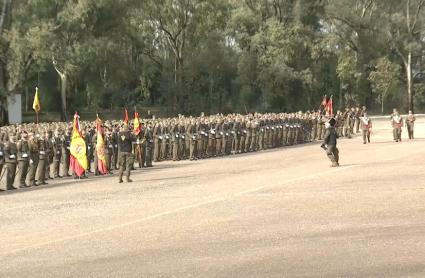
[1,119,425,278]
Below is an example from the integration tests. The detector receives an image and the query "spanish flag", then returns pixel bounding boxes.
[134,111,141,135]
[96,116,108,174]
[124,108,129,125]
[70,112,88,177]
[33,87,41,113]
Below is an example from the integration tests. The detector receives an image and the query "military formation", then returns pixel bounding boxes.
[0,107,418,191]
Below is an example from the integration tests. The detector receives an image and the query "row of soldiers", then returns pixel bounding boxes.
[1,110,346,191]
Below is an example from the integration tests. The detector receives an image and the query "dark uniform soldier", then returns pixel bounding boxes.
[153,122,162,162]
[321,118,339,167]
[52,130,63,178]
[45,131,54,180]
[112,128,120,170]
[62,129,71,177]
[4,134,18,190]
[17,132,31,188]
[105,129,115,173]
[118,125,135,183]
[27,133,40,186]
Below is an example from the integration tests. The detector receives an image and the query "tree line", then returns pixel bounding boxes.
[0,0,424,122]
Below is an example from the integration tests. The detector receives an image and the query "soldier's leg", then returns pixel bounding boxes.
[326,146,338,166]
[54,159,61,177]
[153,140,159,162]
[146,146,153,167]
[333,147,340,164]
[125,154,134,182]
[172,142,177,161]
[141,145,146,167]
[105,153,111,173]
[19,161,29,188]
[27,159,39,186]
[362,130,367,144]
[37,159,47,185]
[6,163,17,190]
[94,153,99,175]
[118,153,126,182]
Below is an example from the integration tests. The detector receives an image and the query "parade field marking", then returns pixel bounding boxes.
[0,164,358,257]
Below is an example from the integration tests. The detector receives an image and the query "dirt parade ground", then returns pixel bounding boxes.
[1,118,425,277]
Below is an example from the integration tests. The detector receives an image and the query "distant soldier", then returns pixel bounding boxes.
[62,129,71,177]
[355,107,361,133]
[17,132,30,188]
[391,111,403,142]
[321,118,339,167]
[360,112,372,144]
[153,122,162,162]
[4,134,18,190]
[52,129,63,178]
[144,122,154,167]
[405,110,416,139]
[27,133,40,186]
[105,129,114,174]
[187,120,197,160]
[37,135,48,185]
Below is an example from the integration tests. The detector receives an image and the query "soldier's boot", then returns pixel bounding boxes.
[118,165,124,183]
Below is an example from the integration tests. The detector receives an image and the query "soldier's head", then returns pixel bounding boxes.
[21,132,28,140]
[409,110,413,115]
[328,118,336,127]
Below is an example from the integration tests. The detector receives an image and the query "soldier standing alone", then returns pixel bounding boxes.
[321,118,339,167]
[118,125,135,183]
[360,112,372,144]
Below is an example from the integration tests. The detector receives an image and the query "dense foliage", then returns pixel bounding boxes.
[0,0,424,121]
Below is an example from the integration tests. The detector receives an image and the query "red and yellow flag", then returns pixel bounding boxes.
[134,111,141,135]
[124,108,129,125]
[326,95,333,117]
[96,116,108,174]
[70,112,88,177]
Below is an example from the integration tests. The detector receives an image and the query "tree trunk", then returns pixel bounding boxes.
[381,93,384,114]
[60,73,68,121]
[25,86,29,112]
[406,51,414,112]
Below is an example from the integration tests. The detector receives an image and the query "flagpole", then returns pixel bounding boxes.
[36,112,39,125]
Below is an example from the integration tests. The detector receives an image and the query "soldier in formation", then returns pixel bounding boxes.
[0,108,383,191]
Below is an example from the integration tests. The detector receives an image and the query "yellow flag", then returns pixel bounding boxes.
[32,87,41,113]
